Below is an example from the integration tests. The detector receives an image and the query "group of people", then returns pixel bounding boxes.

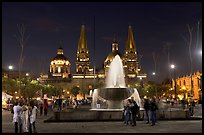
[123,98,140,126]
[12,100,38,133]
[143,97,159,126]
[123,97,159,127]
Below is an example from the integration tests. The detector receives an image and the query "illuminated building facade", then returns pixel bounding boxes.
[49,47,71,78]
[172,71,202,101]
[103,25,146,80]
[42,24,147,99]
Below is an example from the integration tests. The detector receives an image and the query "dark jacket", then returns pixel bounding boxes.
[144,99,150,111]
[130,101,140,114]
[149,100,158,111]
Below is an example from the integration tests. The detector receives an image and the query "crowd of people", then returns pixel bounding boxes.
[6,95,201,133]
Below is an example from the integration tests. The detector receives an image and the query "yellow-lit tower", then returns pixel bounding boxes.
[76,25,91,74]
[124,25,139,78]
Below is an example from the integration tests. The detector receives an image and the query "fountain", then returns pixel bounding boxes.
[51,54,142,122]
[50,55,191,122]
[91,55,142,110]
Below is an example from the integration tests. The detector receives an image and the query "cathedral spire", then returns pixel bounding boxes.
[77,24,88,51]
[125,25,136,51]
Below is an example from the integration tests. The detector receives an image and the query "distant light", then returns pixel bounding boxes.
[140,77,142,80]
[199,50,202,55]
[26,73,29,76]
[170,64,175,69]
[15,91,17,94]
[8,65,13,70]
[152,72,156,75]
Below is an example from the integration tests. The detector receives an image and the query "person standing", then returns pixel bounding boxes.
[21,103,29,133]
[43,99,48,116]
[123,100,131,125]
[12,101,22,133]
[29,101,38,133]
[58,98,62,111]
[130,101,140,126]
[39,103,43,116]
[144,98,150,124]
[189,99,195,116]
[149,97,158,126]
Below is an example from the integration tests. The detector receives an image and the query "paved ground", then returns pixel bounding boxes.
[2,109,202,133]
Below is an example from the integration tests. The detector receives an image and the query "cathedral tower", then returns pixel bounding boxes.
[76,25,91,74]
[124,25,139,78]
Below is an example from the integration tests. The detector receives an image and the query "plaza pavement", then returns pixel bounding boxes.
[2,109,202,133]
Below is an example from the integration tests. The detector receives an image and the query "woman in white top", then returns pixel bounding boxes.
[29,101,38,133]
[21,103,29,133]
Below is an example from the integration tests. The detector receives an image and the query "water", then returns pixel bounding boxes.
[92,54,141,109]
[106,55,126,88]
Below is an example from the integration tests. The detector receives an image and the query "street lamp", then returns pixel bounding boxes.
[170,64,177,99]
[8,65,13,70]
[152,72,157,97]
[26,73,29,76]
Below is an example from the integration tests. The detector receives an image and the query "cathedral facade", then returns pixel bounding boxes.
[40,24,147,99]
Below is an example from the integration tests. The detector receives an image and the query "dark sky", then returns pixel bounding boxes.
[2,2,202,83]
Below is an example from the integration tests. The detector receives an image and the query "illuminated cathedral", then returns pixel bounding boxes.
[41,24,147,94]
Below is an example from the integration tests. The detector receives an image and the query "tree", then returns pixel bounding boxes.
[14,24,30,96]
[2,78,19,96]
[70,86,80,98]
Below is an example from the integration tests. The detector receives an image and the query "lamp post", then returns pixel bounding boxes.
[152,72,157,97]
[7,65,14,93]
[170,64,176,99]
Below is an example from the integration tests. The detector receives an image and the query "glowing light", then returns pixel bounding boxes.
[152,72,156,75]
[170,64,175,69]
[8,65,13,70]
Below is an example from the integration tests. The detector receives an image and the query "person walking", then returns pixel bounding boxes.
[144,98,150,124]
[12,101,22,133]
[149,97,158,126]
[29,101,38,133]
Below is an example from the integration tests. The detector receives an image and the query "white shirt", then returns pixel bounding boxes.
[13,105,22,123]
[21,106,29,132]
[30,106,38,124]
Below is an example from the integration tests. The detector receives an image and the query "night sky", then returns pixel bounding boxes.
[2,2,202,83]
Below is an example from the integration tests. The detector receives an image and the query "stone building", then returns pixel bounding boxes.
[172,71,202,101]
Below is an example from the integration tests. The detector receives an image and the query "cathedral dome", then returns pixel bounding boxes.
[52,54,69,61]
[52,47,69,61]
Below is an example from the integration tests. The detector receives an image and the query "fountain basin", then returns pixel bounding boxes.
[98,88,135,101]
